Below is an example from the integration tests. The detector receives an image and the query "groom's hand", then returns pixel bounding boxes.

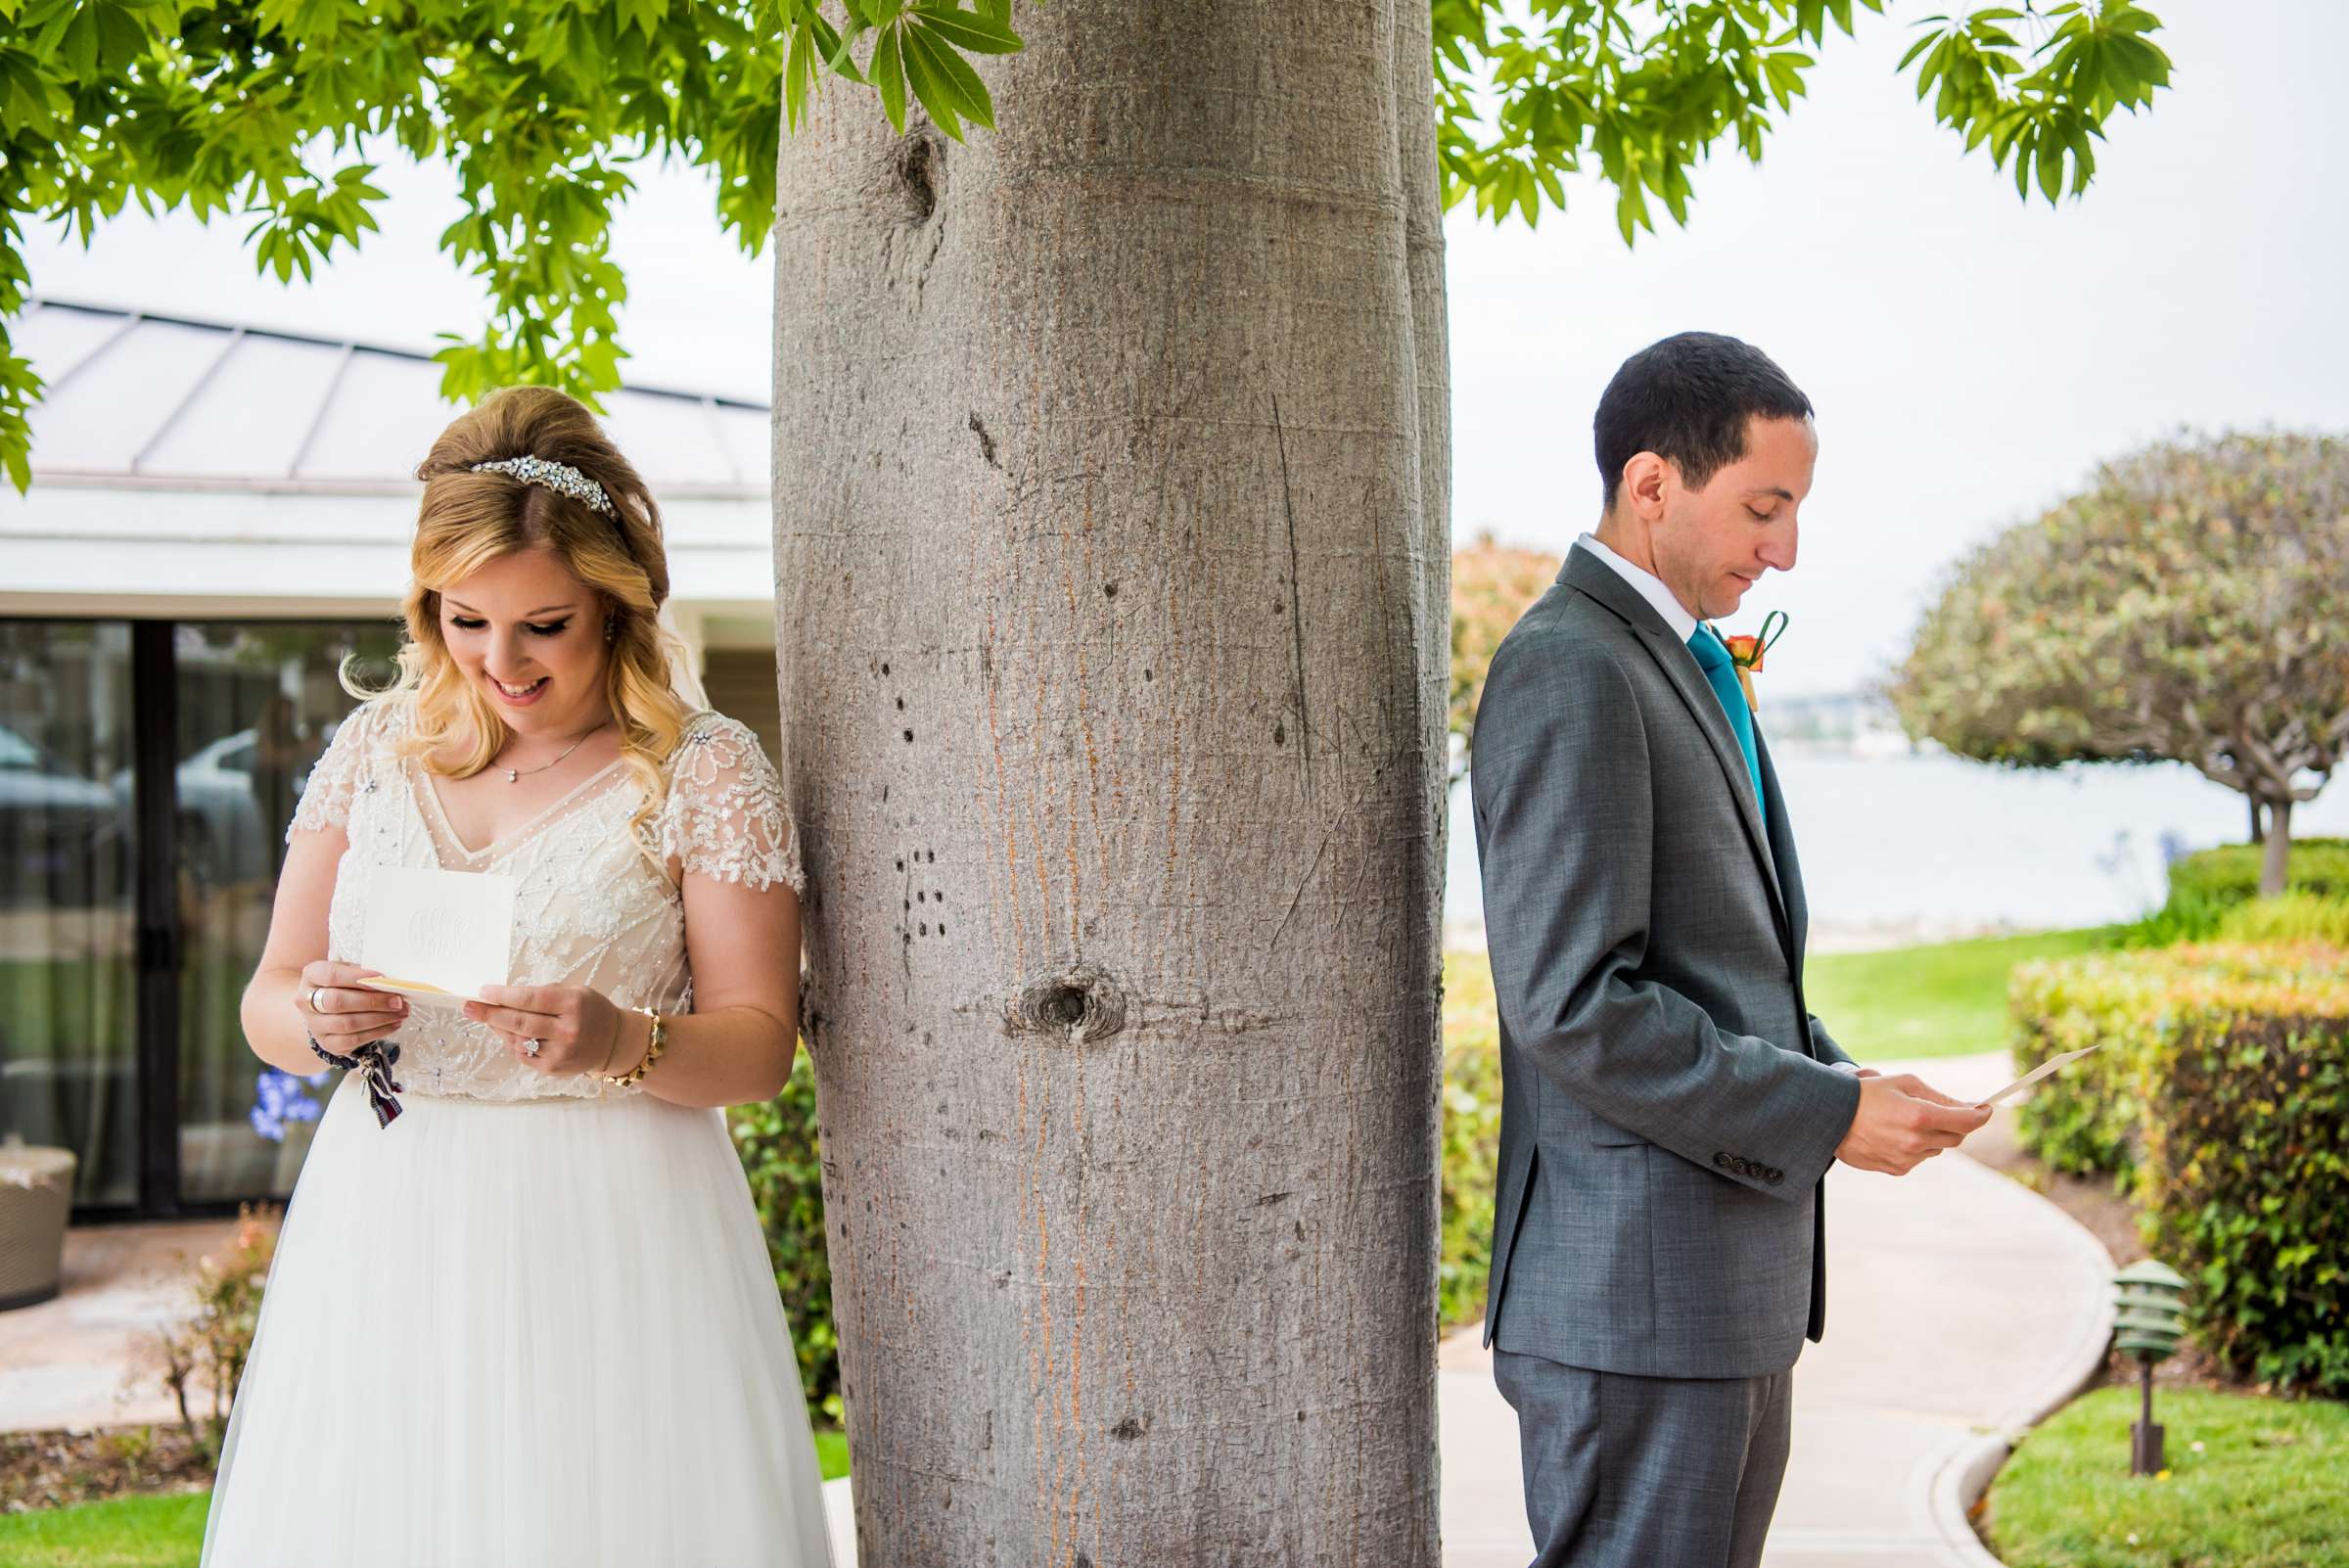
[1833,1074,1992,1176]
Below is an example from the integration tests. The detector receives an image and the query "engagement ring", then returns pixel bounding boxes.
[523,1038,542,1057]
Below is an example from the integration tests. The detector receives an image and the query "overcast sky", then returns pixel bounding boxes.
[30,1,2348,697]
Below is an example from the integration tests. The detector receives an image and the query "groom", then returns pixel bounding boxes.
[1468,332,1992,1567]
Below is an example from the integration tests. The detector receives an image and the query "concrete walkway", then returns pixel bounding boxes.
[1439,1050,2116,1568]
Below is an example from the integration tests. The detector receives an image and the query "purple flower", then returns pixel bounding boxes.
[249,1067,333,1142]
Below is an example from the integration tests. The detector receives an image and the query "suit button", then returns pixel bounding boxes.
[1713,1152,1730,1170]
[1767,1168,1784,1185]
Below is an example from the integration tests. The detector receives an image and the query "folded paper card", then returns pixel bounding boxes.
[356,865,517,1008]
[1976,1041,2107,1108]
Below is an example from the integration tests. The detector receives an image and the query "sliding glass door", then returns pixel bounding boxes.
[0,622,139,1206]
[0,616,397,1216]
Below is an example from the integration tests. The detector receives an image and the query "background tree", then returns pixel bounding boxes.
[1892,432,2349,899]
[16,1,2175,1559]
[1451,530,1560,784]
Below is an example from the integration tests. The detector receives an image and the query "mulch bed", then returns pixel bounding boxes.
[1967,1104,2265,1398]
[0,1423,213,1514]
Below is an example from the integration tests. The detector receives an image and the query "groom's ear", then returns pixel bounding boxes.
[1616,450,1674,522]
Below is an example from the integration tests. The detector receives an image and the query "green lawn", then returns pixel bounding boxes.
[1802,926,2122,1061]
[1984,1386,2349,1568]
[0,1490,211,1568]
[1447,925,2117,1065]
[0,1430,853,1564]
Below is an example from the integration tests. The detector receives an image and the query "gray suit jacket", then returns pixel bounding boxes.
[1469,548,1865,1380]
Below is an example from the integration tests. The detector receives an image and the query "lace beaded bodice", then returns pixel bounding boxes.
[285,698,804,1103]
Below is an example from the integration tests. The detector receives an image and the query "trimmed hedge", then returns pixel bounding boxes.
[2009,943,2349,1394]
[726,1053,841,1422]
[1441,950,1502,1328]
[2167,837,2349,907]
[2219,891,2349,946]
[2009,950,2175,1177]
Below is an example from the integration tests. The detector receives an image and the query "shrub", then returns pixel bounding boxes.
[2218,891,2349,946]
[147,1203,276,1465]
[2009,944,2349,1394]
[2010,945,2343,1179]
[2106,885,2229,948]
[2138,960,2349,1394]
[1440,950,1501,1328]
[726,1052,841,1422]
[2166,837,2349,909]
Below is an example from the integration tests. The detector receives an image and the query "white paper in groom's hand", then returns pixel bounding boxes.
[1975,1041,2108,1108]
[356,866,516,1008]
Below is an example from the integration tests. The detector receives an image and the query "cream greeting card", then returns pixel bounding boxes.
[356,866,517,1008]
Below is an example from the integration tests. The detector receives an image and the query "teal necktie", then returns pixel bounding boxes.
[1686,625,1766,826]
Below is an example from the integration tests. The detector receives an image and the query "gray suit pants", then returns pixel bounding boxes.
[1494,1349,1793,1568]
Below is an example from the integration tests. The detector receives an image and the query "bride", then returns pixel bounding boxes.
[202,386,836,1566]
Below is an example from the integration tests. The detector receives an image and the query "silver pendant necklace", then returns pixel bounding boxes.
[495,718,610,784]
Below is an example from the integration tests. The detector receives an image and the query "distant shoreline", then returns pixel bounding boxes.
[1443,915,2034,957]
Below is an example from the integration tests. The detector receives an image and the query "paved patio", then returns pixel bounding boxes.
[0,1216,249,1435]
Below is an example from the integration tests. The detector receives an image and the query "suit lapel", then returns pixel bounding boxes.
[1560,550,1794,966]
[1755,727,1808,965]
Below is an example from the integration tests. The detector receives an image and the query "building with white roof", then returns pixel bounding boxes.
[3,296,777,628]
[0,298,786,1223]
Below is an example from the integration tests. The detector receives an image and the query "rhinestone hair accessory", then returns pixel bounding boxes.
[468,454,617,518]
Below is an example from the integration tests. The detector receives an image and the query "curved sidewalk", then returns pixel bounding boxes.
[1437,1050,2116,1568]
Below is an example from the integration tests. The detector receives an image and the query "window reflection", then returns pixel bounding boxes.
[175,623,398,1203]
[0,623,137,1206]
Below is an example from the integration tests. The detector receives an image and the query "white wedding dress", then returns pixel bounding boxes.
[200,697,837,1568]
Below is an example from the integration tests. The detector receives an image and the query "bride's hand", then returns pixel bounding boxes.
[296,960,405,1048]
[463,985,625,1078]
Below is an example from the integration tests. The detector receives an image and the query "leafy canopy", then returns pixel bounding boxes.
[0,0,2170,489]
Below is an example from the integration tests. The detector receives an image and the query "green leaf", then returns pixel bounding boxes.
[870,24,908,134]
[911,2,1022,55]
[823,16,871,81]
[904,15,994,131]
[901,18,967,137]
[2035,133,2064,204]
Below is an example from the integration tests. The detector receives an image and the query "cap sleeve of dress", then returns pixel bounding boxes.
[658,713,806,897]
[284,700,384,843]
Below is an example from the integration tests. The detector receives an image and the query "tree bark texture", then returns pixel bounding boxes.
[769,4,1451,1564]
[2260,796,2293,898]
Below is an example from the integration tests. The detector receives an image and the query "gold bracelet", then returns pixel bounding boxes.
[604,1006,666,1088]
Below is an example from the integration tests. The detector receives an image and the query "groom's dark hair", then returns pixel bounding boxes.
[1594,332,1812,510]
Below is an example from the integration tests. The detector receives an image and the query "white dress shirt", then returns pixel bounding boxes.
[1573,532,1699,643]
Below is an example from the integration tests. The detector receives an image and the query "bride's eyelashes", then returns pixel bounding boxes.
[448,617,573,638]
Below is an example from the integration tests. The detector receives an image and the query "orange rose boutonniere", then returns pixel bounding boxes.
[1718,610,1787,713]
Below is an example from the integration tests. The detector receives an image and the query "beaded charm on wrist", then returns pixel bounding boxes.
[604,1007,666,1088]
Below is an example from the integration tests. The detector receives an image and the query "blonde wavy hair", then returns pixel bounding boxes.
[345,385,698,861]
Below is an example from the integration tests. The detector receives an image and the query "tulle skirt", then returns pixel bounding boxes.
[200,1070,838,1568]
